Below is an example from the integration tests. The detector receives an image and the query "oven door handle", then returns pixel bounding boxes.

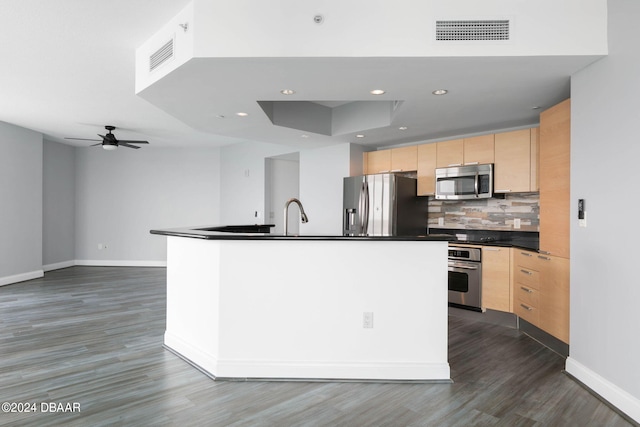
[448,263,480,271]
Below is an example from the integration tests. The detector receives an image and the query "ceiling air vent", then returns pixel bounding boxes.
[436,20,510,41]
[149,38,174,72]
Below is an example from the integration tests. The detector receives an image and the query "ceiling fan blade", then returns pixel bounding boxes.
[118,140,149,144]
[65,137,101,141]
[90,143,103,147]
[119,142,141,149]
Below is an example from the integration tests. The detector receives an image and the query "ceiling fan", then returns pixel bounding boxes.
[65,125,149,150]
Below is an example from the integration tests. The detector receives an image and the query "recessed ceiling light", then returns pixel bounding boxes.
[370,89,385,95]
[532,106,541,110]
[432,89,448,95]
[356,134,366,138]
[281,89,296,95]
[236,112,249,117]
[301,134,309,138]
[398,126,408,131]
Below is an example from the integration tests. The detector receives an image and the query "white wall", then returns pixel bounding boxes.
[75,147,220,265]
[567,0,640,422]
[299,144,353,235]
[0,121,43,285]
[219,141,297,226]
[267,154,300,235]
[43,139,75,270]
[193,0,607,58]
[221,141,365,235]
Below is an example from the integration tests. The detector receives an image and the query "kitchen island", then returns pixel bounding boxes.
[151,226,452,382]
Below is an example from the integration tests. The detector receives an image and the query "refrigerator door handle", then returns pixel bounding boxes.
[358,180,370,235]
[363,181,370,235]
[358,181,365,234]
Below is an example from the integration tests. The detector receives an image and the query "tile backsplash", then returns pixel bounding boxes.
[428,193,539,231]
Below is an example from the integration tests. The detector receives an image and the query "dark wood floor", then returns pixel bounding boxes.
[0,267,634,426]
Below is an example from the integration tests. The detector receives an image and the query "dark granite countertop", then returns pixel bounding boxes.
[150,225,454,242]
[429,228,540,252]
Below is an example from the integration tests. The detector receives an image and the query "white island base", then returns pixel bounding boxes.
[164,235,450,382]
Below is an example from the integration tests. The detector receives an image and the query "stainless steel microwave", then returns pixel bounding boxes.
[435,164,493,200]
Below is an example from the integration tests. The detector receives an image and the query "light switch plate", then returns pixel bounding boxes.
[579,212,587,228]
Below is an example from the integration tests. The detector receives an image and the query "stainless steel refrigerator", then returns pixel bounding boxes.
[343,174,428,236]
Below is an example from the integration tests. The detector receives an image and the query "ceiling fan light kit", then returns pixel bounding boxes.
[65,125,150,150]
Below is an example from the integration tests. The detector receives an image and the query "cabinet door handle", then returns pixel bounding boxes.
[520,252,532,257]
[538,255,551,261]
[539,250,551,255]
[464,161,479,165]
[483,247,500,251]
[520,303,533,311]
[520,269,533,275]
[448,163,462,167]
[390,169,403,172]
[496,189,512,193]
[520,286,533,293]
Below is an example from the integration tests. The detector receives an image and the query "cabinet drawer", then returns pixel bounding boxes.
[515,267,540,288]
[515,299,539,325]
[515,283,539,307]
[514,250,538,270]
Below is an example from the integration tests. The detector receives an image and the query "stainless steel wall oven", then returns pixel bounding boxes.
[448,246,482,311]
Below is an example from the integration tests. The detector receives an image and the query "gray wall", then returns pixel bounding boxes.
[43,139,75,269]
[0,121,43,284]
[569,0,640,414]
[75,147,220,264]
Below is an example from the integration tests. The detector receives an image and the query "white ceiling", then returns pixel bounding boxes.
[0,1,603,150]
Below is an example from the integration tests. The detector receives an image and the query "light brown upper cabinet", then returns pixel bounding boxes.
[530,127,539,192]
[417,143,437,196]
[463,134,495,165]
[390,146,418,172]
[363,150,391,174]
[539,99,570,259]
[494,128,536,193]
[436,139,464,168]
[364,147,417,174]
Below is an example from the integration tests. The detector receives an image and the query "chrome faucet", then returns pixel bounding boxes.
[284,198,309,236]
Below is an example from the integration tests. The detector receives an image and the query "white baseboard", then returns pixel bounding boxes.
[566,357,640,423]
[0,270,44,287]
[2,261,165,286]
[74,260,166,267]
[165,331,451,381]
[43,260,75,272]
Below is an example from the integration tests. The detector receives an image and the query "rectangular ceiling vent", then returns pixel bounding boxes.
[436,20,510,41]
[149,38,174,72]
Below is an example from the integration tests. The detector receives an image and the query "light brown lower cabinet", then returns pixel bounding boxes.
[513,249,569,344]
[481,246,511,312]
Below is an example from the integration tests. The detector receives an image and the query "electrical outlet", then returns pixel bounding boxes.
[98,243,107,250]
[514,218,521,229]
[363,312,374,329]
